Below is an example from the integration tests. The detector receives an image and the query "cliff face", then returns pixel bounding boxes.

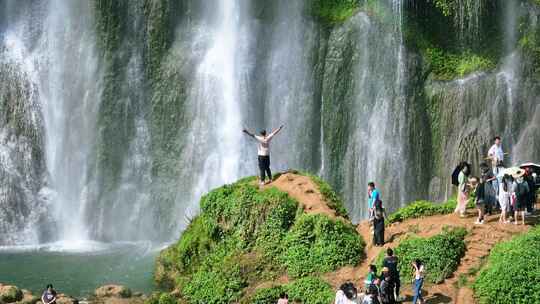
[1,0,539,244]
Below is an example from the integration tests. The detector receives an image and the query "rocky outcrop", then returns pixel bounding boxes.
[0,284,143,304]
[0,285,23,303]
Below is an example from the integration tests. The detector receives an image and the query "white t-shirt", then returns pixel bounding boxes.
[488,144,504,162]
[255,133,276,156]
[415,264,425,280]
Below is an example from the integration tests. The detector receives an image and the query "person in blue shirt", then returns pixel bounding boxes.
[368,182,380,218]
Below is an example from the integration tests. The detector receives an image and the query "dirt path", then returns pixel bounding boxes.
[325,210,535,304]
[263,174,537,303]
[265,173,341,220]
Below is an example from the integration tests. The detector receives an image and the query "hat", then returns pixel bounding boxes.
[503,167,525,178]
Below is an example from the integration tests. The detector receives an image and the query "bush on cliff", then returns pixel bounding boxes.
[156,176,364,303]
[249,276,334,304]
[473,226,540,304]
[377,226,467,284]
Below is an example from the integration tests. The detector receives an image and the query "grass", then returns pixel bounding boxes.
[156,175,364,303]
[425,48,495,80]
[376,226,467,284]
[473,226,540,304]
[310,0,360,24]
[250,277,334,304]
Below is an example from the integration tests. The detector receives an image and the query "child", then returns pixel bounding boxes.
[277,292,288,304]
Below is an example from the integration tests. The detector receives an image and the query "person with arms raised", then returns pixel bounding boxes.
[243,125,284,187]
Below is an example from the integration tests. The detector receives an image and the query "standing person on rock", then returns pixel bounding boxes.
[243,125,284,187]
[382,248,401,301]
[514,170,529,225]
[367,182,381,219]
[454,162,471,217]
[411,260,425,304]
[488,136,505,173]
[41,284,57,304]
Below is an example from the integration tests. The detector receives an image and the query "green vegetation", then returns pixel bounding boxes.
[250,277,334,304]
[377,227,467,284]
[156,176,363,303]
[310,0,360,23]
[425,48,495,80]
[473,226,540,304]
[280,214,363,277]
[387,197,476,224]
[519,17,540,78]
[387,199,457,224]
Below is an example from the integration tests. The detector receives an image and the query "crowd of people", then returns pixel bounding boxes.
[334,248,423,304]
[453,136,537,225]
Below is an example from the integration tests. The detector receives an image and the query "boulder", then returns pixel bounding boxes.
[94,286,131,299]
[19,290,39,304]
[0,285,23,303]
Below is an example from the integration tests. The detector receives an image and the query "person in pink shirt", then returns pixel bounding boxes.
[277,292,288,304]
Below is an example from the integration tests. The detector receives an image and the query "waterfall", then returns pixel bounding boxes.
[0,1,100,245]
[171,0,252,227]
[261,0,320,172]
[454,0,484,46]
[321,0,410,222]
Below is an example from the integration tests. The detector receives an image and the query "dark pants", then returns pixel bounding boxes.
[258,155,271,182]
[373,218,385,246]
[393,276,400,299]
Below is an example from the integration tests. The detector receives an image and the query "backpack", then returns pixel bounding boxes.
[451,165,462,186]
[517,182,529,198]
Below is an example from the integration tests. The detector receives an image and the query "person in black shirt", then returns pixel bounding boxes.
[474,176,486,224]
[382,248,400,301]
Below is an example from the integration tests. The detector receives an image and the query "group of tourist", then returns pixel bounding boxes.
[454,136,538,225]
[334,249,425,304]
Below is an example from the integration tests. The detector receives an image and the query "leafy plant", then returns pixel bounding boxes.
[387,199,457,224]
[280,214,364,277]
[250,277,334,304]
[310,0,360,23]
[157,176,364,303]
[473,226,540,304]
[377,227,467,284]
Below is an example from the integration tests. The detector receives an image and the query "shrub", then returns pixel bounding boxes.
[287,277,334,304]
[310,0,360,23]
[425,48,495,80]
[280,214,364,277]
[378,227,467,283]
[157,176,364,303]
[182,245,247,304]
[473,226,540,304]
[387,199,457,224]
[251,277,334,304]
[250,286,284,304]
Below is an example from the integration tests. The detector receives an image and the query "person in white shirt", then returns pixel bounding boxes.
[488,136,504,170]
[243,125,284,186]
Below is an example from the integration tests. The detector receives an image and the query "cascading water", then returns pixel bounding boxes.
[321,0,410,222]
[172,0,252,224]
[0,0,100,245]
[260,0,320,172]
